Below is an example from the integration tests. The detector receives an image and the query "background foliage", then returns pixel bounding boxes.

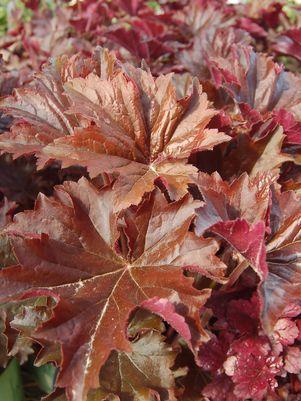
[1,1,301,401]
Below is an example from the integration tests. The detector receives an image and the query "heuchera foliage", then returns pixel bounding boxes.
[1,0,301,401]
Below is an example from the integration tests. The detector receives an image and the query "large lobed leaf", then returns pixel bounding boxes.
[0,178,227,401]
[261,188,301,333]
[0,48,230,211]
[194,171,301,339]
[210,44,301,120]
[1,2,301,399]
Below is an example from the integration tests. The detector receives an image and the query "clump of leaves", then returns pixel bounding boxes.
[1,1,301,401]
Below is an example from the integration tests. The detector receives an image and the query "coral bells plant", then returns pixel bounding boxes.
[0,1,301,401]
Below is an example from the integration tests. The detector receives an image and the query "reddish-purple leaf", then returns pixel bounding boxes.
[194,171,273,236]
[273,318,299,347]
[224,336,282,401]
[284,346,301,374]
[272,28,301,63]
[211,219,268,280]
[0,178,226,401]
[142,297,191,344]
[261,188,301,333]
[210,44,301,119]
[0,48,230,211]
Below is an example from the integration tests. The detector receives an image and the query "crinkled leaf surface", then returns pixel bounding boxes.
[211,44,301,119]
[194,171,273,236]
[224,336,282,400]
[211,219,268,280]
[95,331,178,401]
[0,178,226,401]
[0,48,230,210]
[0,296,53,368]
[272,28,301,64]
[261,188,301,333]
[194,172,271,280]
[219,127,293,180]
